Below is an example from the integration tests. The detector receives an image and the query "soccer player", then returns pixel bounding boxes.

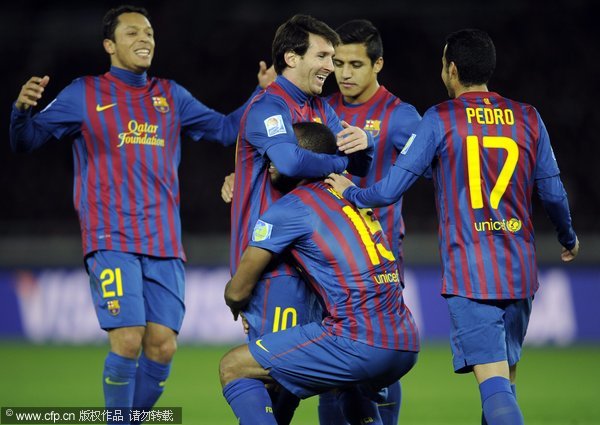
[320,19,422,425]
[229,14,373,424]
[221,121,419,425]
[327,29,579,425]
[10,5,271,422]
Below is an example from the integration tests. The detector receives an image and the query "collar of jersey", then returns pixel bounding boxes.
[275,75,310,105]
[109,66,148,88]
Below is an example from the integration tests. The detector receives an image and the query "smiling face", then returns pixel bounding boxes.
[333,42,382,104]
[103,12,154,73]
[283,33,335,96]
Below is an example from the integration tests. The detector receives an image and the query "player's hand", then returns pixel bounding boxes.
[325,173,355,197]
[240,312,250,335]
[221,172,235,203]
[15,75,50,111]
[561,237,579,262]
[336,120,368,154]
[257,61,276,89]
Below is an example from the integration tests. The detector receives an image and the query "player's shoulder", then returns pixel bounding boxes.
[246,89,290,115]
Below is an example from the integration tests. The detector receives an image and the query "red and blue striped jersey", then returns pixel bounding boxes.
[230,76,363,277]
[249,181,419,350]
[392,91,561,299]
[10,67,251,259]
[326,86,421,278]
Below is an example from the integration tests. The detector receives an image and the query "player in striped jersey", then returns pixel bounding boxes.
[221,122,419,425]
[320,19,422,425]
[9,5,272,421]
[327,29,579,425]
[228,15,373,424]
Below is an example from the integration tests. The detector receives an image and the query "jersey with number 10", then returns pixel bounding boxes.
[397,91,560,300]
[327,87,421,277]
[250,181,419,351]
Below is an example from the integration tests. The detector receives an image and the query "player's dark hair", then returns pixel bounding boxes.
[335,19,383,65]
[272,14,340,74]
[445,28,496,86]
[103,5,150,41]
[293,122,337,154]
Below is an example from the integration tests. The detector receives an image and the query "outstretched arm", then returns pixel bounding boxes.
[326,164,420,208]
[224,247,274,320]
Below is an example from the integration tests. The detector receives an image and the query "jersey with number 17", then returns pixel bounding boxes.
[398,91,560,300]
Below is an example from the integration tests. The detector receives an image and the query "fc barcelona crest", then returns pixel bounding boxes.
[107,299,121,316]
[152,96,170,113]
[364,119,381,137]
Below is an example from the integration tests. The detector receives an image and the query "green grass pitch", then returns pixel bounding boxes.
[1,343,598,424]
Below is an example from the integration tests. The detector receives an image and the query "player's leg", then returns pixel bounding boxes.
[243,275,314,424]
[132,257,185,418]
[445,295,524,425]
[377,381,401,425]
[220,344,278,424]
[87,251,146,417]
[318,391,345,425]
[481,364,518,425]
[337,387,382,425]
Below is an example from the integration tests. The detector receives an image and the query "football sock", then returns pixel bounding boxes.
[338,387,383,425]
[131,353,171,424]
[103,352,137,422]
[223,378,277,425]
[318,391,346,425]
[479,376,524,425]
[377,381,401,425]
[271,386,300,425]
[481,382,517,424]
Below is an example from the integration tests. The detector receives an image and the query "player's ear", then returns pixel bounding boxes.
[284,50,297,69]
[373,57,383,74]
[448,61,459,80]
[103,39,116,55]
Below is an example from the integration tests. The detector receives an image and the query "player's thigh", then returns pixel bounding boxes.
[86,250,145,329]
[220,344,272,386]
[140,256,185,333]
[445,295,509,373]
[244,275,318,339]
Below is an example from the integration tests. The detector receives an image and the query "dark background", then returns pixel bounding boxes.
[1,1,597,254]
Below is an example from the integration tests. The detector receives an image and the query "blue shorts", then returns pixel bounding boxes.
[445,295,532,373]
[86,250,185,332]
[249,321,418,399]
[243,274,319,340]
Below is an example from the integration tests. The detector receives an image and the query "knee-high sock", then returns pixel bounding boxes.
[377,381,401,425]
[480,377,524,425]
[270,386,300,425]
[103,352,137,423]
[318,391,346,425]
[338,387,383,425]
[481,382,517,425]
[223,378,277,425]
[131,352,171,424]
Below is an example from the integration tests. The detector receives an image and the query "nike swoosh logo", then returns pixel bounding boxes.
[159,381,166,387]
[96,103,117,112]
[255,339,269,352]
[104,377,130,386]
